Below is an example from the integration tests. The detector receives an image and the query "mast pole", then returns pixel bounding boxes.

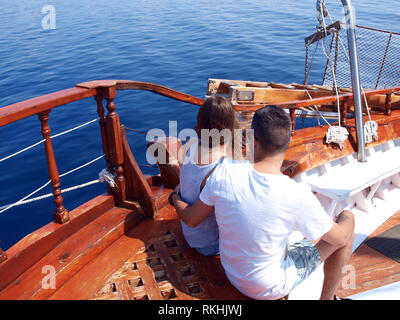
[341,0,366,162]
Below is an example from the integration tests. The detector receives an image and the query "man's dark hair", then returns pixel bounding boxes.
[251,105,292,156]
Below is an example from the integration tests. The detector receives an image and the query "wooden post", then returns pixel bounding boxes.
[95,94,114,196]
[385,93,392,116]
[289,108,296,135]
[340,97,349,125]
[38,111,69,224]
[0,247,7,263]
[102,87,126,206]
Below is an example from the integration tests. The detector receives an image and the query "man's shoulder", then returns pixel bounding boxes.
[217,158,250,173]
[209,158,249,182]
[291,179,313,194]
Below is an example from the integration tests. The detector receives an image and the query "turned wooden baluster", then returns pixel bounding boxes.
[289,108,296,134]
[38,111,69,224]
[340,97,349,126]
[385,93,392,116]
[0,247,7,263]
[102,87,126,206]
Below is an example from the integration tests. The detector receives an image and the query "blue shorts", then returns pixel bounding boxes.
[195,243,219,256]
[287,240,321,289]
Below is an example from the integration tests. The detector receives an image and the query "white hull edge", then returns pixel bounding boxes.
[289,138,400,300]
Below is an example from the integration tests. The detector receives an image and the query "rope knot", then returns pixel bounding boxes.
[325,126,349,149]
[364,121,379,144]
[98,169,116,188]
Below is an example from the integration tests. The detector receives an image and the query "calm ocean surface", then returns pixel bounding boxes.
[0,0,398,249]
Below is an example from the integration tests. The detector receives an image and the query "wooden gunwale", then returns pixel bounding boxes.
[283,110,400,178]
[1,80,399,128]
[233,86,400,112]
[0,87,97,127]
[79,80,400,112]
[0,195,115,292]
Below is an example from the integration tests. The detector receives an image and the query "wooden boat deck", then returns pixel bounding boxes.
[50,206,248,300]
[0,192,248,300]
[1,186,398,300]
[337,210,400,298]
[0,81,399,300]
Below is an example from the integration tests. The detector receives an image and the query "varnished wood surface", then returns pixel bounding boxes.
[77,80,205,107]
[48,205,248,300]
[1,80,400,300]
[0,249,6,264]
[0,87,96,127]
[337,211,400,298]
[121,126,158,218]
[0,195,114,292]
[282,110,400,178]
[38,111,69,224]
[0,205,144,300]
[1,80,398,129]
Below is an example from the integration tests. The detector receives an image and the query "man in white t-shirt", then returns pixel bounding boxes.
[170,105,354,300]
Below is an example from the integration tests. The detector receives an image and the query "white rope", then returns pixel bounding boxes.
[98,169,117,188]
[0,180,100,211]
[325,126,349,149]
[324,11,375,125]
[364,121,379,144]
[0,118,98,163]
[321,29,342,125]
[317,4,350,149]
[321,1,378,144]
[0,139,45,163]
[304,89,332,127]
[0,155,106,214]
[324,5,351,62]
[0,180,51,214]
[59,155,104,178]
[50,118,98,139]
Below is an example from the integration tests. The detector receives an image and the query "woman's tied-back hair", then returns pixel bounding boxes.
[196,96,242,159]
[251,105,292,156]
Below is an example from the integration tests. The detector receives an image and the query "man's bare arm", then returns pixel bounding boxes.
[320,210,355,248]
[171,193,214,228]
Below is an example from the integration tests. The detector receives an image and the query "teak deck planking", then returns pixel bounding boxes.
[336,210,400,297]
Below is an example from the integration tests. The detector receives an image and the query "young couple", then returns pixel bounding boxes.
[169,96,355,300]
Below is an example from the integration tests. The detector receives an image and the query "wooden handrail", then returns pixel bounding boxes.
[77,80,400,113]
[0,80,399,227]
[0,248,6,263]
[77,80,205,106]
[2,81,398,128]
[0,87,97,127]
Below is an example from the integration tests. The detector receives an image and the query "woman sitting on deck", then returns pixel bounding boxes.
[170,105,355,300]
[172,96,241,256]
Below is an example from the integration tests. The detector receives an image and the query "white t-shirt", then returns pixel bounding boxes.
[199,158,333,300]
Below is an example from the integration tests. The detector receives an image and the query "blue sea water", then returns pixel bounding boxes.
[0,0,399,250]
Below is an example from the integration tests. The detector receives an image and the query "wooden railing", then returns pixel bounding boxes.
[0,87,97,226]
[0,79,399,259]
[0,248,6,263]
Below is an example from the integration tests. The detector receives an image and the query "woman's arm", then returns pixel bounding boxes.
[171,192,214,228]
